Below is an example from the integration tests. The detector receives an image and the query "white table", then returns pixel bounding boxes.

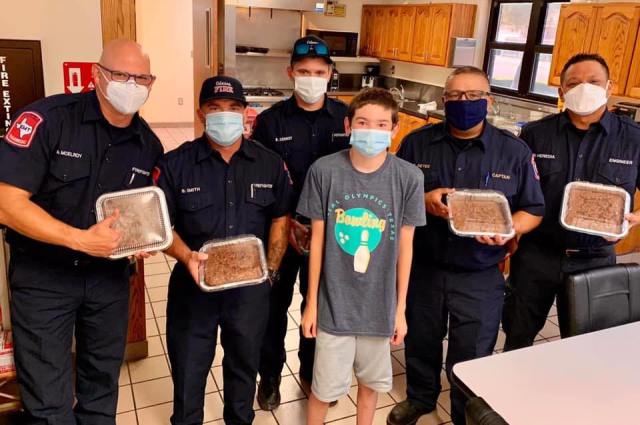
[452,322,640,425]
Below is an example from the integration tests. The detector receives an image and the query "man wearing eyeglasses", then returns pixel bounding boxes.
[251,35,349,410]
[502,54,640,351]
[0,39,162,424]
[387,66,544,425]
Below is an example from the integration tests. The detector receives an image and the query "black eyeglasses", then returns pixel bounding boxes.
[97,63,156,86]
[443,90,491,101]
[294,42,329,57]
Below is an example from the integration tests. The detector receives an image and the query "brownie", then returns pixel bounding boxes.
[202,240,265,287]
[449,194,511,235]
[564,187,626,235]
[103,192,166,252]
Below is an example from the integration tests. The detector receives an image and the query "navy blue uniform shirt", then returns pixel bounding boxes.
[520,110,640,250]
[0,91,163,264]
[156,136,293,251]
[251,95,349,202]
[398,121,545,271]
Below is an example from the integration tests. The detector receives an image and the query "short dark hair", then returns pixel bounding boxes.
[347,88,399,125]
[560,53,610,84]
[445,66,490,90]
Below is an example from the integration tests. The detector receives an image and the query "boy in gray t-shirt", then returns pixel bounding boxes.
[298,88,426,425]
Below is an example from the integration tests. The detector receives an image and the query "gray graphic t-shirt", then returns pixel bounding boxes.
[297,149,426,337]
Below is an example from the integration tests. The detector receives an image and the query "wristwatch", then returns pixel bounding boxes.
[267,268,281,285]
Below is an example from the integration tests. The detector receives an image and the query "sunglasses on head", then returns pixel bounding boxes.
[294,42,329,56]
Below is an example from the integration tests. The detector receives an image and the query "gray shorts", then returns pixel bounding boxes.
[311,329,393,402]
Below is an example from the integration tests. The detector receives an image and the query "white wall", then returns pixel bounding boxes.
[136,0,195,124]
[0,0,103,96]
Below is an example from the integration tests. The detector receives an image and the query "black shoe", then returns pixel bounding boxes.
[387,400,432,425]
[257,376,281,411]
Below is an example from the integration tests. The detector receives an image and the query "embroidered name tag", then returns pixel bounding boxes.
[416,163,431,169]
[56,150,83,159]
[275,136,293,142]
[181,187,201,193]
[491,172,512,180]
[535,153,556,159]
[609,158,633,165]
[132,167,150,176]
[250,183,273,198]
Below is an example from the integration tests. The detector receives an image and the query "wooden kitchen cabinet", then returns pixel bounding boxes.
[391,112,428,153]
[362,3,475,67]
[360,6,375,57]
[382,6,417,61]
[590,5,640,95]
[615,190,640,255]
[625,29,640,98]
[549,3,640,95]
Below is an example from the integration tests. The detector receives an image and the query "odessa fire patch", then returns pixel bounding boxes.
[5,112,44,149]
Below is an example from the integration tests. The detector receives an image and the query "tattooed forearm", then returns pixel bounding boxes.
[267,215,290,270]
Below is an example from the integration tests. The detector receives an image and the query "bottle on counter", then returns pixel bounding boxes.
[330,68,340,92]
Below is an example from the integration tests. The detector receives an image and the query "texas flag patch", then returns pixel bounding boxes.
[5,111,44,149]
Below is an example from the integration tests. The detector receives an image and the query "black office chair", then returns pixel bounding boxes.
[564,263,640,337]
[465,397,509,425]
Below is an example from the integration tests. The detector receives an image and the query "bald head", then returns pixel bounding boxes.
[99,39,151,75]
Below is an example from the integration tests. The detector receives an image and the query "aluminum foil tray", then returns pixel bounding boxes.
[95,186,173,259]
[560,181,630,239]
[447,189,515,238]
[198,235,268,292]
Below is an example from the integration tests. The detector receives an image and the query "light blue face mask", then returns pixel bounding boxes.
[205,112,244,146]
[349,129,391,157]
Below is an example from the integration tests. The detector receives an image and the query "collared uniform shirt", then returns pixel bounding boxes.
[398,122,545,270]
[0,91,163,263]
[520,110,640,250]
[251,95,349,202]
[156,136,294,251]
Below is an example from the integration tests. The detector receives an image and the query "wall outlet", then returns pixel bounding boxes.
[178,97,183,105]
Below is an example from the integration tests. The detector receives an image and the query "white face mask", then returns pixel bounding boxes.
[563,82,609,116]
[99,68,149,115]
[294,76,328,104]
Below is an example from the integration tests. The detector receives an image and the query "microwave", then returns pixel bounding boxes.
[305,29,358,57]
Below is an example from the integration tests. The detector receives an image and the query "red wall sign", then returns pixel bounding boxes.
[63,62,95,94]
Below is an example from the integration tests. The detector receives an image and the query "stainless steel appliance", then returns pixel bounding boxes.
[613,102,640,122]
[305,29,358,57]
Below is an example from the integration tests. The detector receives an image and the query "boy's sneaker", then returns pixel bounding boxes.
[387,400,432,425]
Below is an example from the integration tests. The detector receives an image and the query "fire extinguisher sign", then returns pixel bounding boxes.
[62,62,95,94]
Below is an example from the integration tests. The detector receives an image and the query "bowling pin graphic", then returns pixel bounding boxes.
[353,230,371,273]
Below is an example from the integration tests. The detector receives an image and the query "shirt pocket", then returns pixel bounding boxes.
[246,187,275,210]
[176,191,216,235]
[595,162,635,192]
[49,157,91,207]
[489,174,518,198]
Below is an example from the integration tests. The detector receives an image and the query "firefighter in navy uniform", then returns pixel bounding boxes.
[0,40,163,425]
[251,35,349,409]
[157,76,293,425]
[387,67,545,425]
[503,54,640,351]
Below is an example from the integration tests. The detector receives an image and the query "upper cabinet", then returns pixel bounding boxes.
[549,3,640,96]
[360,3,476,67]
[626,29,640,98]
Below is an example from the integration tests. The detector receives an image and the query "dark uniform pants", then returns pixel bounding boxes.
[167,265,270,425]
[502,241,616,351]
[9,253,130,425]
[405,263,505,425]
[259,246,314,382]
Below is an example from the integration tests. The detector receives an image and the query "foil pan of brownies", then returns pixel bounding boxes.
[447,190,515,238]
[560,181,630,238]
[198,235,268,292]
[95,186,173,259]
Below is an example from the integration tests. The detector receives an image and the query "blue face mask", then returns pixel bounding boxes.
[444,99,488,131]
[205,112,244,146]
[349,129,391,157]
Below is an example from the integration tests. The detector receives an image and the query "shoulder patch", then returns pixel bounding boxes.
[5,111,44,148]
